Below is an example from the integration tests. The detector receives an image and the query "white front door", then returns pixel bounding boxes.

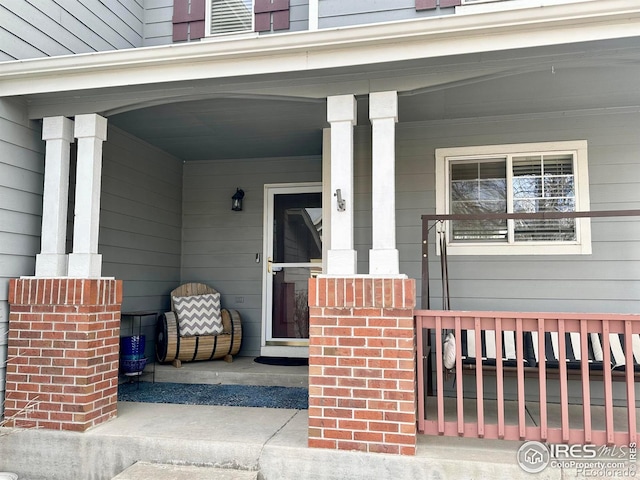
[261,183,322,358]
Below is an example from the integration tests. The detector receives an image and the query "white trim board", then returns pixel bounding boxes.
[0,1,639,97]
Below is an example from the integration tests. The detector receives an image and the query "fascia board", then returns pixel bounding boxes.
[0,0,639,97]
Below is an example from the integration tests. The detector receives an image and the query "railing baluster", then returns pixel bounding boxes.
[602,320,614,445]
[435,315,445,435]
[416,315,426,434]
[455,316,464,436]
[495,317,505,439]
[580,319,592,444]
[516,318,525,440]
[624,320,637,444]
[558,319,570,443]
[413,309,638,444]
[475,317,484,438]
[538,318,547,442]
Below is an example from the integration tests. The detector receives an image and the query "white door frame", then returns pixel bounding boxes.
[260,182,322,358]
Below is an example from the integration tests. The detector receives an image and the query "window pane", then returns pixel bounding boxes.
[479,179,507,200]
[451,180,478,201]
[480,161,507,179]
[513,177,541,198]
[543,155,574,175]
[513,218,576,241]
[450,160,507,242]
[513,198,576,213]
[544,176,574,198]
[512,153,576,242]
[211,0,253,35]
[451,163,478,181]
[513,155,542,177]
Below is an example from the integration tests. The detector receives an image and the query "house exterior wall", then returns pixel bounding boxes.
[289,0,311,32]
[181,156,322,356]
[0,0,511,57]
[0,119,182,411]
[99,126,183,358]
[318,0,450,29]
[392,108,640,314]
[0,98,44,417]
[0,0,143,61]
[142,0,174,47]
[177,106,640,358]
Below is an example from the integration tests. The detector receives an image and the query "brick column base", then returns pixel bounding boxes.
[308,277,416,455]
[5,278,122,431]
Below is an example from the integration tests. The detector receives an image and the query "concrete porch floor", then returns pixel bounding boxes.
[1,357,637,479]
[149,356,309,388]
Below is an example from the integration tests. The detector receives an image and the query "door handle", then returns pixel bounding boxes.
[267,257,282,274]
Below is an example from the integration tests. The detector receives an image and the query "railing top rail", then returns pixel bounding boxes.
[414,309,640,321]
[415,309,640,334]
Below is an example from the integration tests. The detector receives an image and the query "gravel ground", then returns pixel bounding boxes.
[118,382,309,409]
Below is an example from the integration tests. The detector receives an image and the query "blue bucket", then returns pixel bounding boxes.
[121,335,145,358]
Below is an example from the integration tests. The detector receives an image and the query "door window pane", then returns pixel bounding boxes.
[272,267,311,339]
[273,193,322,263]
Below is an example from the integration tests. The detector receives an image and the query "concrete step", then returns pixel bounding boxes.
[112,462,258,480]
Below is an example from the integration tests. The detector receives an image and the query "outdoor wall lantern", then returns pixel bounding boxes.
[232,188,245,211]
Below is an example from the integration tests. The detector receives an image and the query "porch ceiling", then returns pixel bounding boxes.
[108,96,328,161]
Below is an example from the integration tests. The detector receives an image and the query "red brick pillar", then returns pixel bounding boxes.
[308,277,416,455]
[5,278,122,431]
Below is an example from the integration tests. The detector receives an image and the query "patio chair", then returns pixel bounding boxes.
[155,283,242,367]
[458,329,536,368]
[589,332,640,372]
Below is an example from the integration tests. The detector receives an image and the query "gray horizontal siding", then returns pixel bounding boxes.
[101,127,182,310]
[142,0,173,47]
[0,0,143,60]
[389,109,640,314]
[100,126,182,359]
[290,0,309,32]
[0,98,44,419]
[181,156,322,356]
[319,0,450,29]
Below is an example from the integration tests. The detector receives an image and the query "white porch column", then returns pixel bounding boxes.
[321,127,331,274]
[369,91,400,275]
[67,114,108,278]
[326,95,357,275]
[35,116,74,277]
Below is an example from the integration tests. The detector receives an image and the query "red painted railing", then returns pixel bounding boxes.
[415,310,639,445]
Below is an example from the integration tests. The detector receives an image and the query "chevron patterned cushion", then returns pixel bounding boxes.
[173,293,223,337]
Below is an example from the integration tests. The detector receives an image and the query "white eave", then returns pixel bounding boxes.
[0,0,639,97]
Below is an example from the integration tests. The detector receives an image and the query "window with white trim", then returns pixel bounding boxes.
[207,0,253,36]
[435,141,591,255]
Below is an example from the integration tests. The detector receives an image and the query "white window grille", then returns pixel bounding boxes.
[436,141,591,255]
[209,0,253,35]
